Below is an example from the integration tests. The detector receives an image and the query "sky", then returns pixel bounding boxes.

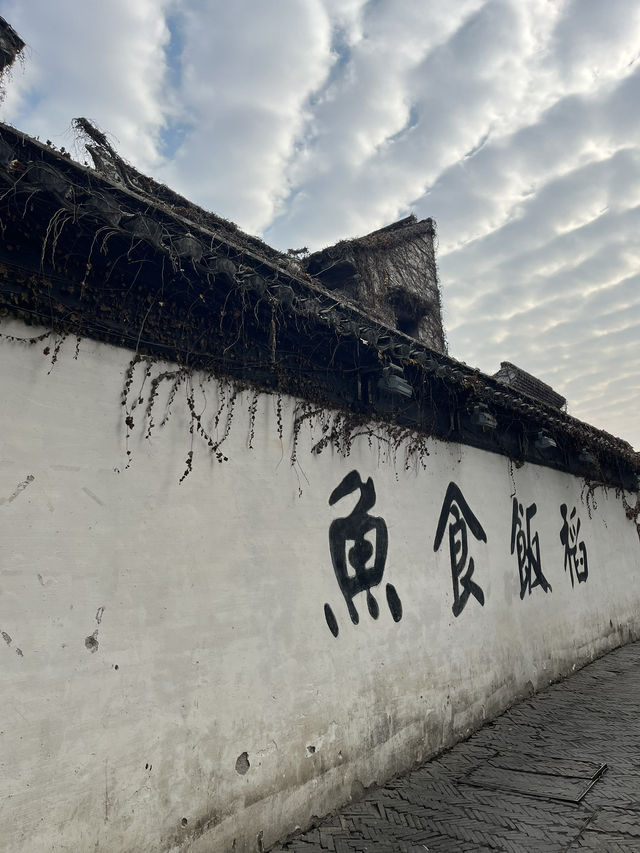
[2,0,639,449]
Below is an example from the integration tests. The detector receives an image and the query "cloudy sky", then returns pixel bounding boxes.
[2,0,640,448]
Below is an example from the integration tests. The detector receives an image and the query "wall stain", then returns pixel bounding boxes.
[85,630,99,653]
[85,606,105,652]
[105,759,109,823]
[163,809,221,850]
[235,752,250,775]
[0,474,35,506]
[1,631,23,657]
[83,487,104,506]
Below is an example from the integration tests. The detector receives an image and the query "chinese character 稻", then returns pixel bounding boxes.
[560,504,588,586]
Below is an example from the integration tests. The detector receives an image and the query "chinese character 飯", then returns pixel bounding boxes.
[510,498,552,599]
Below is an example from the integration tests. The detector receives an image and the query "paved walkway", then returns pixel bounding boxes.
[272,642,640,852]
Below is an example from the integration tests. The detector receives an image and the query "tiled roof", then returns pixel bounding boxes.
[0,119,636,488]
[494,362,566,411]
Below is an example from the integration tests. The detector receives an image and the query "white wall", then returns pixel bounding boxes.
[1,318,639,853]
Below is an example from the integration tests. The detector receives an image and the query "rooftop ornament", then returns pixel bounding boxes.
[377,363,413,398]
[535,431,557,451]
[579,448,596,465]
[470,404,497,430]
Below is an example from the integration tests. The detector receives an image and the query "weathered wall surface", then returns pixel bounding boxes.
[1,318,639,853]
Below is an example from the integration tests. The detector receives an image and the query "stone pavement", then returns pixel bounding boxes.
[272,642,640,852]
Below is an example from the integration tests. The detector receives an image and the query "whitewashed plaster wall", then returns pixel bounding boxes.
[1,317,639,853]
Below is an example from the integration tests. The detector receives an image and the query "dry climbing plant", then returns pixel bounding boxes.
[114,352,438,484]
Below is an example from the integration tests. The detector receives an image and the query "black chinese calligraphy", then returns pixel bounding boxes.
[433,482,486,617]
[510,498,552,599]
[560,504,588,586]
[324,470,402,637]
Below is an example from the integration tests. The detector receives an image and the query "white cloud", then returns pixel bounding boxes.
[550,0,640,91]
[154,0,333,233]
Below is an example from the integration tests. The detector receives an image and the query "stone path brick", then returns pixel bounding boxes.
[272,642,640,852]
